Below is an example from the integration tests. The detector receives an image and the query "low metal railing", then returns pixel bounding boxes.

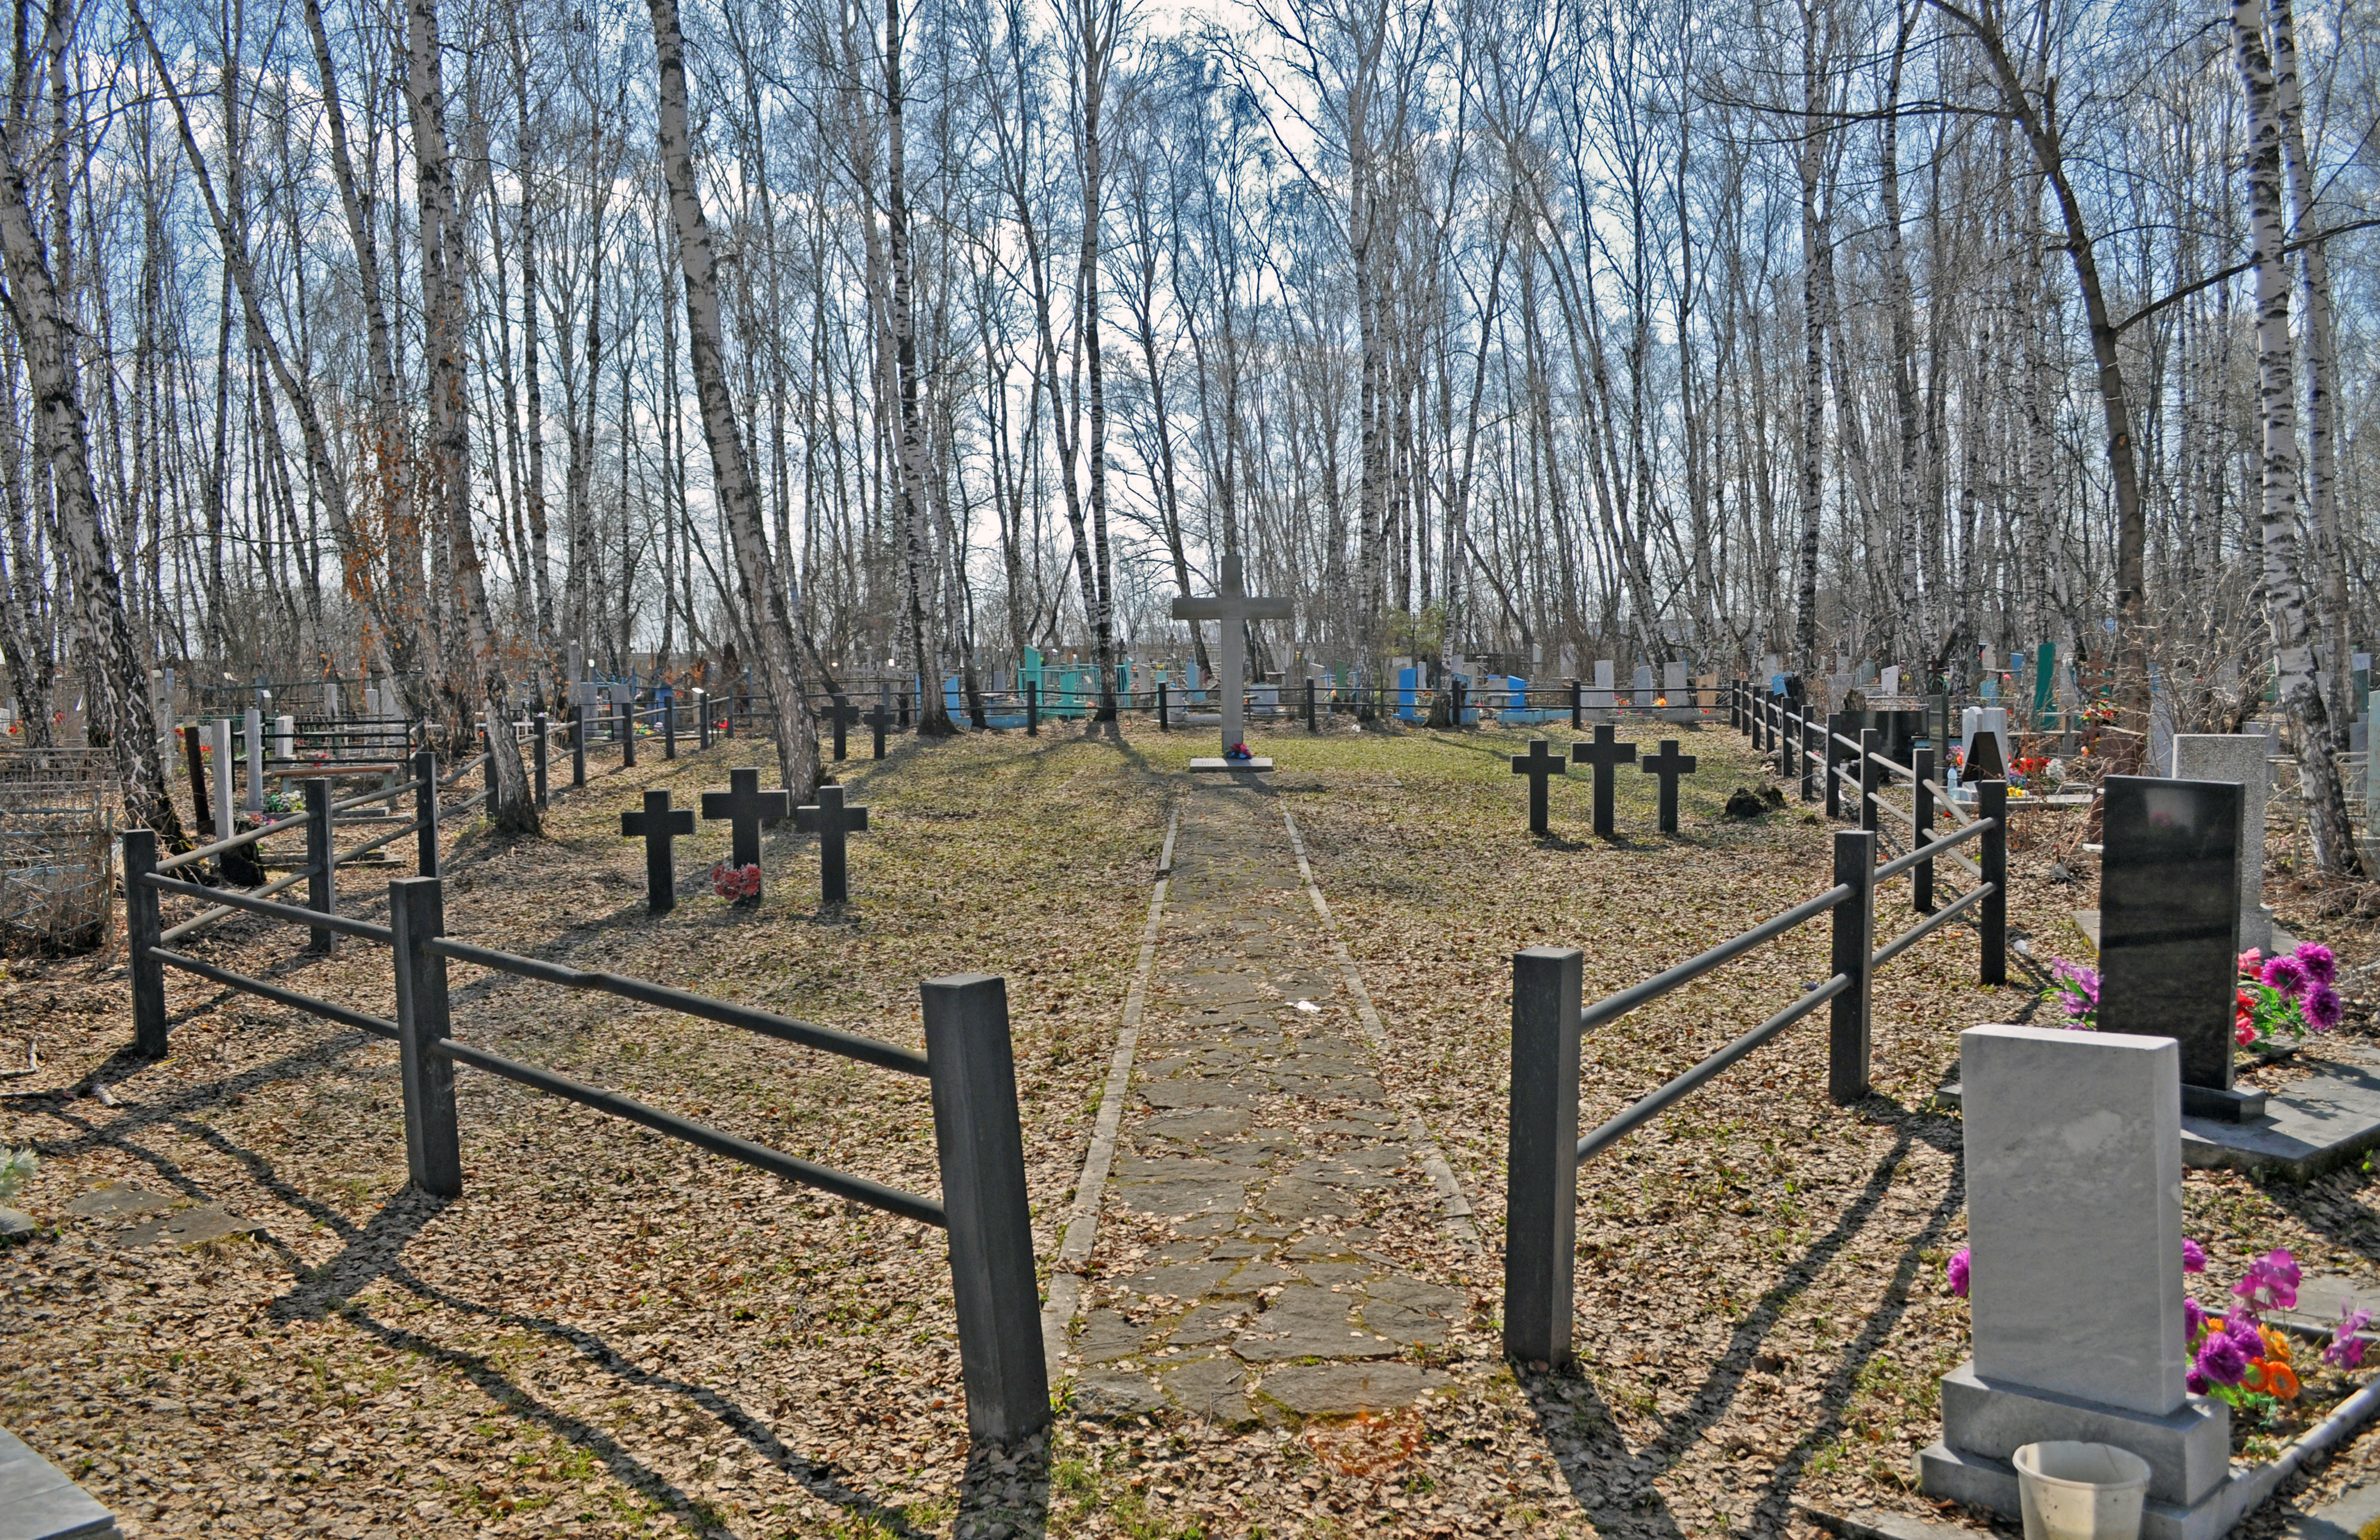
[116,840,1050,1450]
[1500,751,2008,1368]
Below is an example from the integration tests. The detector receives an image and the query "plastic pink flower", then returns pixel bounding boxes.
[2295,942,2338,987]
[2183,1239,2207,1274]
[2236,1018,2259,1046]
[2239,949,2265,975]
[1947,1248,1970,1298]
[2234,1249,2301,1313]
[2307,984,2346,1032]
[2264,955,2312,998]
[2325,1299,2372,1369]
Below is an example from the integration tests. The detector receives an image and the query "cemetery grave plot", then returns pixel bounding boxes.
[1270,721,2380,1539]
[0,731,1163,1538]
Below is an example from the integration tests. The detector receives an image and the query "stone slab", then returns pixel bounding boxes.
[1188,758,1275,773]
[1938,1361,2228,1505]
[1072,1373,1166,1419]
[2179,1057,2380,1181]
[63,1185,174,1218]
[1159,1355,1250,1423]
[1256,1362,1448,1417]
[0,1208,31,1242]
[1958,1025,2188,1415]
[0,1428,123,1539]
[116,1206,260,1248]
[2175,734,2274,953]
[2286,1480,2380,1540]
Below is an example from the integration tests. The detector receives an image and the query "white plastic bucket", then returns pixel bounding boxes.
[2014,1441,2151,1540]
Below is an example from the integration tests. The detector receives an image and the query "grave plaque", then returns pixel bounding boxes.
[2096,775,2254,1120]
[2172,735,2272,954]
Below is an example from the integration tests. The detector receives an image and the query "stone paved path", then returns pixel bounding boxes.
[1066,782,1473,1424]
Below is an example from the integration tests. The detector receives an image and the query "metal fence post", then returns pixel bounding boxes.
[123,830,169,1058]
[390,876,461,1197]
[664,695,677,760]
[1824,716,1846,820]
[621,701,637,767]
[1025,681,1039,737]
[1858,727,1882,835]
[1800,710,1818,802]
[533,713,549,807]
[1912,746,1935,914]
[1505,946,1580,1371]
[832,695,850,761]
[414,748,441,878]
[1157,681,1168,732]
[303,780,337,955]
[919,974,1050,1448]
[697,689,710,751]
[1570,680,1583,731]
[1829,830,1876,1106]
[571,705,587,786]
[1978,780,2008,986]
[1306,678,1318,733]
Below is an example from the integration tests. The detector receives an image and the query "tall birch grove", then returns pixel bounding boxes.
[1,0,2375,860]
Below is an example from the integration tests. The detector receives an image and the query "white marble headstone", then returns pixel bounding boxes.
[1959,707,2012,781]
[1663,661,1688,696]
[1959,1024,2188,1415]
[2172,735,2273,953]
[1881,665,1902,696]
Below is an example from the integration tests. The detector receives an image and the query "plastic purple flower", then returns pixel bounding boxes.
[2195,1328,2251,1386]
[2227,1314,2267,1356]
[1948,1248,1970,1298]
[2306,984,2346,1032]
[2186,1369,2211,1396]
[2183,1238,2207,1274]
[2234,1249,2302,1313]
[2263,955,2312,998]
[2295,942,2339,988]
[2184,1297,2207,1342]
[2325,1299,2373,1370]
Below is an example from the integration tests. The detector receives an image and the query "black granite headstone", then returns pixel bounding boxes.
[2096,775,2258,1121]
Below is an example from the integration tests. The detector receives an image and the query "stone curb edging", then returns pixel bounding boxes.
[1039,806,1179,1385]
[1278,807,1482,1251]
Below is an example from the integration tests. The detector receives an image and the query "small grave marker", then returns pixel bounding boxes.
[795,784,871,904]
[701,767,790,873]
[1569,725,1637,838]
[1509,739,1568,836]
[620,790,696,915]
[1640,739,1696,833]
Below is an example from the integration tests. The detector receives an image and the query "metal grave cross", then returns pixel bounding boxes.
[1510,739,1569,837]
[825,695,859,762]
[701,766,790,872]
[1569,724,1638,838]
[620,789,697,914]
[863,697,892,760]
[794,784,872,904]
[1640,739,1698,834]
[1171,553,1294,755]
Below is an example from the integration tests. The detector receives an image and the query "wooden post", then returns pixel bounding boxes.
[123,830,169,1058]
[413,749,440,878]
[1504,946,1581,1370]
[571,704,587,788]
[1157,681,1168,732]
[390,876,461,1197]
[1829,830,1876,1105]
[919,974,1050,1446]
[1912,745,1936,914]
[1025,681,1038,737]
[532,713,549,807]
[1858,727,1882,835]
[303,780,336,955]
[1979,780,2008,986]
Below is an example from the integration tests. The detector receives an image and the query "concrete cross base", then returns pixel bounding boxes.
[1928,1362,2230,1509]
[2068,908,2291,956]
[1189,758,1273,773]
[0,1427,123,1538]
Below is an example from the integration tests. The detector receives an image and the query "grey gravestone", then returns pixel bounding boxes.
[1641,740,1696,833]
[1631,664,1655,706]
[2172,735,2273,953]
[1570,725,1637,838]
[620,790,696,915]
[1509,739,1567,836]
[1920,1025,2235,1535]
[1588,659,1616,710]
[2097,775,2256,1121]
[793,784,871,904]
[1662,660,1688,697]
[700,767,789,875]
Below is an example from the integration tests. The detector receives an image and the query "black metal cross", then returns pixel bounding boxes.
[825,695,858,761]
[863,700,891,760]
[1510,738,1568,836]
[620,789,696,914]
[1641,739,1698,834]
[1569,724,1638,838]
[700,766,790,872]
[795,784,871,904]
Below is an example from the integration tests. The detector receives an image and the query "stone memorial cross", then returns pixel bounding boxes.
[1641,739,1697,833]
[795,784,872,904]
[1510,739,1569,836]
[1570,725,1638,838]
[620,789,696,914]
[1171,554,1293,755]
[701,767,790,873]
